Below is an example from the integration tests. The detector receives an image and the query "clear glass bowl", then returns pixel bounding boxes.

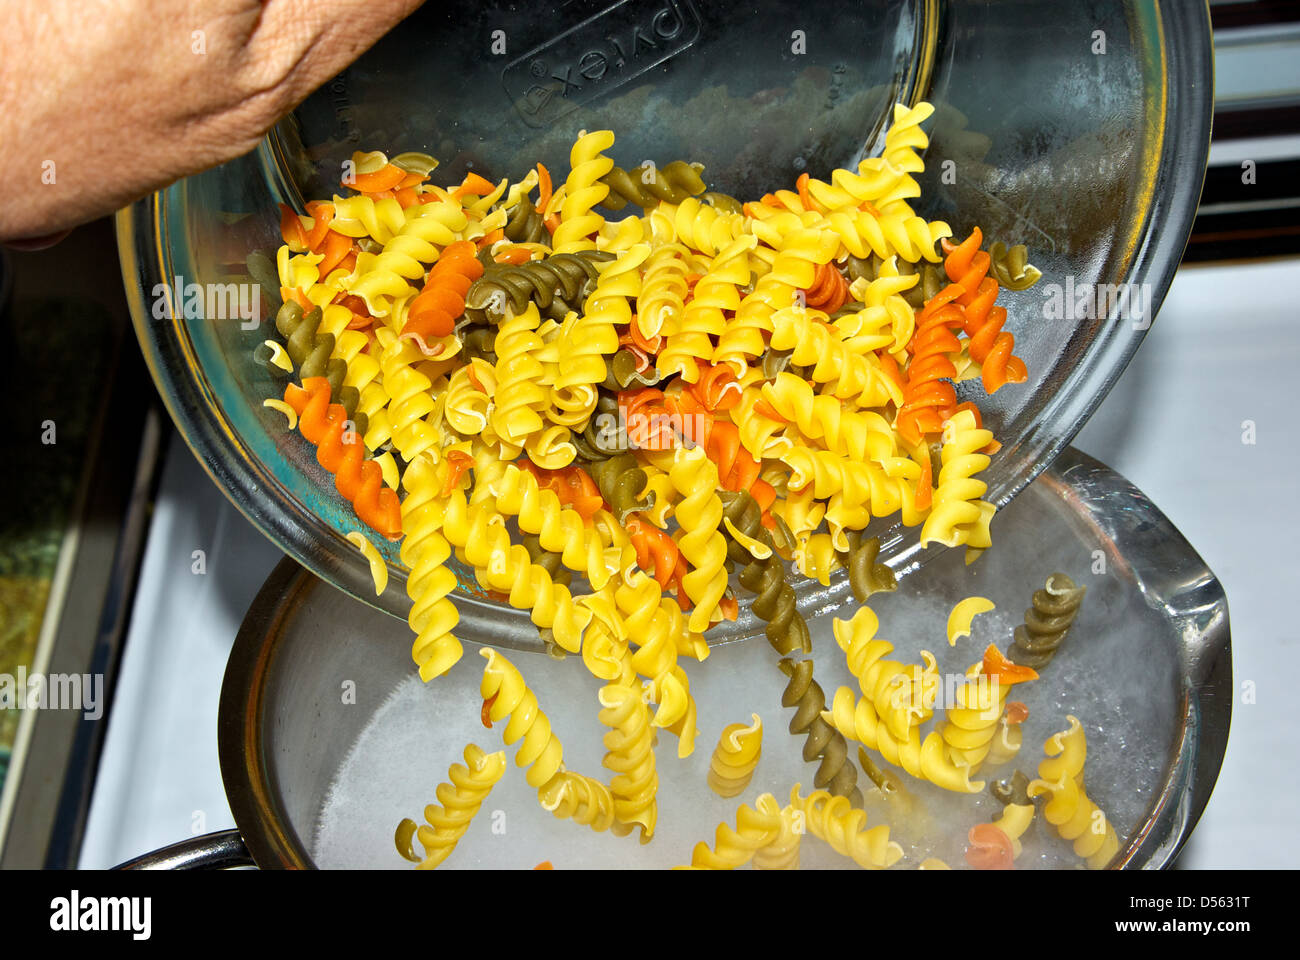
[119,0,1213,633]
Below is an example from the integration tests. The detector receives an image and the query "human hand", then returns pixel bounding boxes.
[0,0,424,245]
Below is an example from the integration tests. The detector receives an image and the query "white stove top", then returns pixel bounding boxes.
[79,258,1300,869]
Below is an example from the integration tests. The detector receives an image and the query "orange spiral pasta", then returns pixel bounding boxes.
[803,261,849,313]
[895,293,963,446]
[402,240,484,345]
[285,377,403,539]
[704,421,761,492]
[941,228,1028,394]
[625,512,685,592]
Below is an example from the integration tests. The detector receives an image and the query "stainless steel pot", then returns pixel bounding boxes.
[122,448,1230,869]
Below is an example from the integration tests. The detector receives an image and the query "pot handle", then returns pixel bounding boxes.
[115,829,255,870]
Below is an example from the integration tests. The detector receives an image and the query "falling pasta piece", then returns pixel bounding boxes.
[706,714,763,798]
[946,596,995,646]
[346,531,388,596]
[262,397,297,429]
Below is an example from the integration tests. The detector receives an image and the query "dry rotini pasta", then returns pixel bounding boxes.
[252,108,1111,871]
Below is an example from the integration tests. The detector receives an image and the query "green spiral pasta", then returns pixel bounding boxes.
[503,194,547,244]
[464,250,614,326]
[701,191,743,215]
[845,253,946,309]
[760,347,795,380]
[1008,573,1087,668]
[719,491,765,561]
[988,241,1043,291]
[274,301,367,438]
[715,490,860,806]
[990,769,1032,806]
[571,393,624,462]
[521,534,574,661]
[521,533,572,588]
[585,454,654,522]
[856,747,908,796]
[745,565,808,653]
[599,160,708,212]
[601,349,660,391]
[722,491,809,656]
[460,326,497,366]
[779,658,863,807]
[840,532,897,603]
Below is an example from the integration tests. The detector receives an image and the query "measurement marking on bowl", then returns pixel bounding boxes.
[503,0,702,129]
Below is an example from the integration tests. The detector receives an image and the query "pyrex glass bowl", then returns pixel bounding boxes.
[119,0,1213,637]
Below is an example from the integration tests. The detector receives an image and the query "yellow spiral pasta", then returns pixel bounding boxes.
[713,228,838,375]
[658,235,752,381]
[938,660,1018,770]
[479,648,565,789]
[579,591,637,687]
[1027,715,1120,869]
[545,383,599,430]
[918,857,952,870]
[780,445,925,539]
[341,197,470,315]
[345,531,388,597]
[823,686,983,794]
[442,492,591,653]
[537,770,619,834]
[378,337,447,462]
[983,713,1023,767]
[667,445,729,632]
[489,303,549,451]
[771,484,826,543]
[833,607,937,739]
[919,408,995,548]
[706,714,763,798]
[442,358,494,436]
[768,306,903,409]
[400,743,506,870]
[649,196,748,258]
[680,793,783,869]
[761,372,899,464]
[615,573,698,753]
[399,455,462,682]
[330,192,405,243]
[844,202,953,264]
[993,802,1035,860]
[552,129,615,253]
[488,463,609,589]
[880,102,935,181]
[522,423,577,470]
[840,257,917,357]
[751,797,802,870]
[635,242,691,338]
[556,244,646,392]
[595,213,647,254]
[791,784,903,869]
[794,531,839,585]
[803,157,913,213]
[634,464,679,528]
[730,385,794,462]
[947,596,996,646]
[597,682,659,842]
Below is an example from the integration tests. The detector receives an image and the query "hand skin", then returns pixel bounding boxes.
[0,0,424,246]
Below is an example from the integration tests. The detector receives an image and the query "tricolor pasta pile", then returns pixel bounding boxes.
[260,101,1119,868]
